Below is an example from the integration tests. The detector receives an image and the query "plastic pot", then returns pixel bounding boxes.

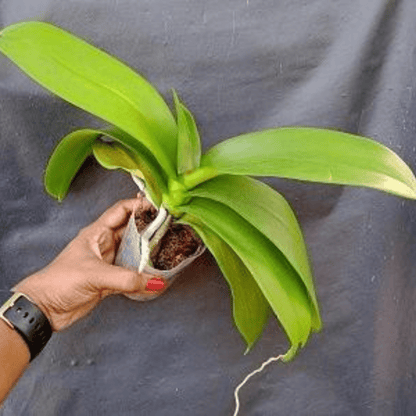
[115,209,205,301]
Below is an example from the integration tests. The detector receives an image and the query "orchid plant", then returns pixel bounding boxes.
[1,21,416,361]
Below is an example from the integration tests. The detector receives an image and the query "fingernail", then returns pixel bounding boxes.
[145,277,165,291]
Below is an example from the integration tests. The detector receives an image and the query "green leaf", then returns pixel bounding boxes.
[181,197,315,360]
[201,127,416,199]
[173,90,201,175]
[180,215,270,351]
[188,175,321,330]
[0,21,178,177]
[45,127,167,203]
[44,129,100,201]
[92,140,166,207]
[93,141,139,171]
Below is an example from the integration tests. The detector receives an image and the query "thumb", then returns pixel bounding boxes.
[90,261,148,293]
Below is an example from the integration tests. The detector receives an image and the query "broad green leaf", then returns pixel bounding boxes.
[44,129,99,201]
[92,141,166,207]
[0,21,178,177]
[188,175,321,330]
[45,127,167,203]
[180,215,270,350]
[181,197,315,360]
[201,127,416,199]
[173,90,201,175]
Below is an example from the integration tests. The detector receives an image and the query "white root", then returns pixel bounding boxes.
[131,174,145,191]
[130,173,170,272]
[139,207,168,272]
[233,354,284,416]
[131,173,156,207]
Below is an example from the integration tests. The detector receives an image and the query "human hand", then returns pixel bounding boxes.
[14,197,166,332]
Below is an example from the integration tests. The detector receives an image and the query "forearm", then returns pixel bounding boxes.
[0,318,30,403]
[0,199,163,404]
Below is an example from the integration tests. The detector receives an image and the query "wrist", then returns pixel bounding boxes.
[0,292,53,361]
[13,288,53,327]
[12,274,55,330]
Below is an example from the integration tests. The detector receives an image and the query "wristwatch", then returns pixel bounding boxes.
[0,292,52,361]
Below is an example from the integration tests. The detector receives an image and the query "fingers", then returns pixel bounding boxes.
[95,196,153,231]
[95,264,146,293]
[89,260,165,295]
[95,198,140,231]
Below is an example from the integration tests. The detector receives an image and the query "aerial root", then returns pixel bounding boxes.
[233,354,284,416]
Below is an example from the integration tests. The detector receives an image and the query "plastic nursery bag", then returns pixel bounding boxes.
[115,210,205,301]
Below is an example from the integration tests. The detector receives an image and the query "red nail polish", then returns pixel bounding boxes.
[145,278,165,291]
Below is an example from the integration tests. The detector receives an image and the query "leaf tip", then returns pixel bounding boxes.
[281,344,299,362]
[44,183,66,202]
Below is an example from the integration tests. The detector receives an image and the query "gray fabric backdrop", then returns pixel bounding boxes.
[1,0,416,415]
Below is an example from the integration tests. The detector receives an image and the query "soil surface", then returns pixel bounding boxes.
[135,206,158,231]
[135,208,202,270]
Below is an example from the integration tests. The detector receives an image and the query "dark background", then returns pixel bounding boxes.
[1,0,416,415]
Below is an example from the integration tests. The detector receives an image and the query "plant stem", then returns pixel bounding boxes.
[182,166,218,190]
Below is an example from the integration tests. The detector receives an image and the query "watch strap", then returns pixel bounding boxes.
[0,292,52,361]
